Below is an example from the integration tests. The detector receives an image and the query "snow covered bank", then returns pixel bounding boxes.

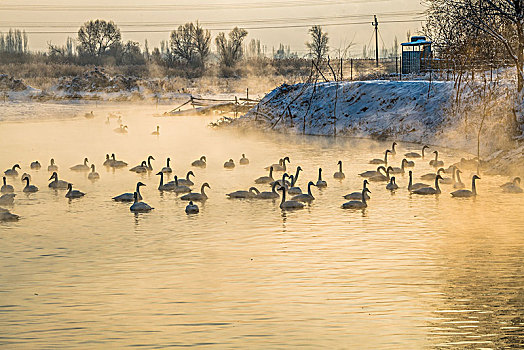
[228,80,523,175]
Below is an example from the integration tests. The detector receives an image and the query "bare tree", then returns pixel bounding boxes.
[170,22,210,67]
[215,27,248,67]
[193,22,211,67]
[78,20,121,57]
[306,25,329,63]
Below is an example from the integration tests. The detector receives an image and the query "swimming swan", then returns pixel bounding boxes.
[103,154,113,166]
[152,125,160,135]
[1,177,14,193]
[192,156,207,168]
[266,156,290,171]
[344,180,371,200]
[113,182,145,202]
[386,176,399,191]
[161,158,173,174]
[0,207,19,221]
[370,150,391,165]
[421,167,445,181]
[4,164,20,177]
[88,164,100,180]
[172,176,192,193]
[501,177,522,193]
[389,159,409,174]
[175,171,195,186]
[156,172,176,191]
[180,183,210,201]
[110,154,127,168]
[70,158,90,171]
[316,168,327,188]
[369,166,392,182]
[48,172,70,189]
[287,166,303,195]
[429,150,444,167]
[65,183,85,199]
[30,160,42,170]
[342,188,371,209]
[114,124,128,133]
[130,161,148,173]
[389,142,397,155]
[291,181,316,202]
[278,185,305,210]
[145,155,155,171]
[360,166,387,178]
[185,201,199,214]
[255,166,274,184]
[334,160,345,179]
[224,159,235,169]
[130,192,153,212]
[405,145,429,159]
[0,193,15,205]
[239,154,249,165]
[22,175,38,193]
[407,171,430,192]
[256,182,280,199]
[48,158,58,171]
[227,187,260,199]
[451,175,480,197]
[412,175,442,195]
[453,168,465,189]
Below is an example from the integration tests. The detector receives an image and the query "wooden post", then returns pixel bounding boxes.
[340,57,343,81]
[350,59,353,81]
[246,88,249,100]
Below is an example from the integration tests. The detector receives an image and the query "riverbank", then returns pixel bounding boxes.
[230,80,523,175]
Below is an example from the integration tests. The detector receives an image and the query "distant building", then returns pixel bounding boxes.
[401,36,432,74]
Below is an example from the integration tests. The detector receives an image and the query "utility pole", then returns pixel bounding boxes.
[372,15,379,67]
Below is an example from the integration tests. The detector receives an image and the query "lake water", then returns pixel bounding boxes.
[0,102,523,349]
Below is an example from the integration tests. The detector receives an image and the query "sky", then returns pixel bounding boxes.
[0,0,426,57]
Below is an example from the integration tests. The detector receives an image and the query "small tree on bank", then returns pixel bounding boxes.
[306,25,328,63]
[169,22,210,68]
[215,27,248,67]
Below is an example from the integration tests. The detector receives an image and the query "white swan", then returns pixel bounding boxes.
[88,164,100,180]
[130,192,153,212]
[175,171,195,186]
[386,176,399,191]
[113,182,145,202]
[239,154,249,165]
[344,180,371,200]
[0,193,15,205]
[405,145,429,159]
[172,176,192,193]
[84,111,95,119]
[110,154,127,168]
[161,158,173,174]
[192,156,207,168]
[421,167,445,181]
[287,166,303,195]
[103,154,113,166]
[255,166,274,184]
[266,156,290,171]
[412,175,442,195]
[278,185,305,210]
[389,142,398,155]
[403,158,415,167]
[256,182,280,199]
[453,168,465,189]
[114,124,128,133]
[342,188,371,209]
[129,161,148,173]
[48,158,58,172]
[224,159,235,169]
[370,150,391,165]
[0,207,19,221]
[316,168,327,187]
[389,159,408,174]
[70,158,90,171]
[1,177,14,193]
[145,155,155,171]
[185,201,199,214]
[30,160,42,170]
[369,166,392,182]
[65,183,85,199]
[227,186,260,199]
[291,181,316,202]
[429,150,444,167]
[360,166,387,178]
[22,175,38,193]
[48,172,70,189]
[501,177,522,193]
[271,173,291,188]
[451,175,480,197]
[333,160,345,179]
[407,171,430,192]
[180,183,210,201]
[4,164,20,177]
[156,172,176,191]
[151,125,160,135]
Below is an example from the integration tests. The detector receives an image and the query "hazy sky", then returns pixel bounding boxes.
[0,0,426,57]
